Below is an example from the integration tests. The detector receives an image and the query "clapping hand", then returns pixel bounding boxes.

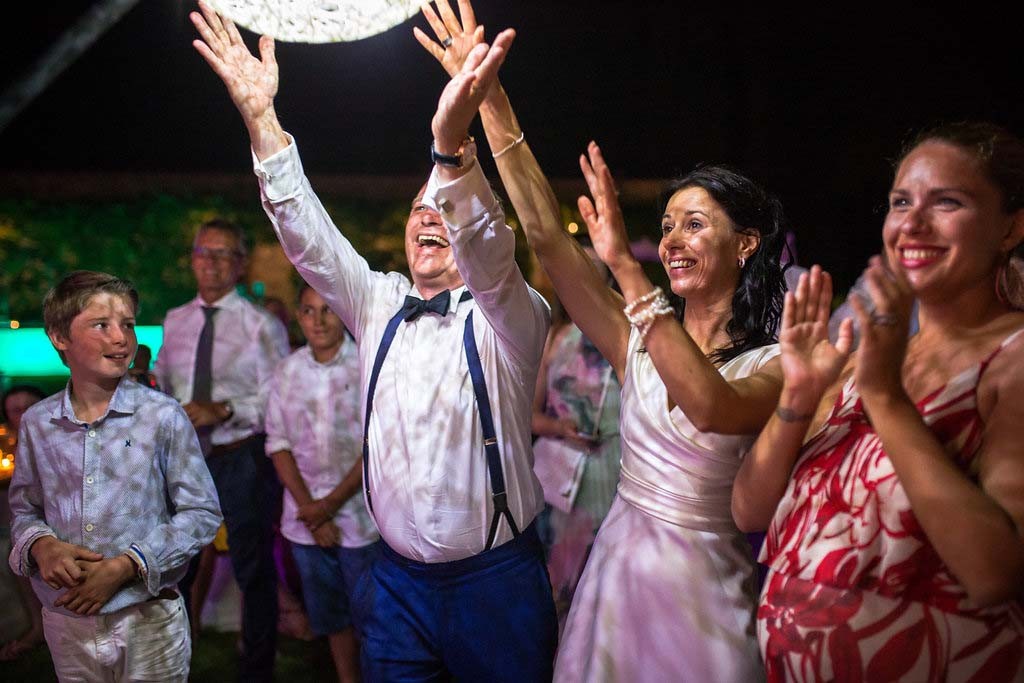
[778,266,853,415]
[849,256,914,402]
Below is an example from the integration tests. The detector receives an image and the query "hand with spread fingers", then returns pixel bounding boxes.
[778,265,854,414]
[577,142,634,275]
[189,0,288,157]
[431,28,516,160]
[414,0,486,79]
[849,255,914,402]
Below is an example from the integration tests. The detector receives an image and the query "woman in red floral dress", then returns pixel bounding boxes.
[733,122,1024,682]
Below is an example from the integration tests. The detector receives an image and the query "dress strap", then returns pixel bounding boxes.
[979,325,1024,374]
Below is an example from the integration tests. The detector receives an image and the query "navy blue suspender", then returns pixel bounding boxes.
[361,290,520,551]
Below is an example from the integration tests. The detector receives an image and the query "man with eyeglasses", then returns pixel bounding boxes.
[153,217,289,682]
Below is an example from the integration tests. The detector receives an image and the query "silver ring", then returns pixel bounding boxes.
[869,312,899,327]
[442,36,453,48]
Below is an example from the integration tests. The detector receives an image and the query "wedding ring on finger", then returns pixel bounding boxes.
[869,312,899,327]
[442,35,454,47]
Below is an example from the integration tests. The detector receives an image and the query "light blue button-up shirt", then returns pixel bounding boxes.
[8,376,222,615]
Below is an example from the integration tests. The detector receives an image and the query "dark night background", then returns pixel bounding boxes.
[3,1,1022,293]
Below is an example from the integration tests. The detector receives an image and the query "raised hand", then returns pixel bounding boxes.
[190,0,287,155]
[778,266,853,414]
[849,256,914,402]
[414,0,485,78]
[578,142,634,274]
[29,536,103,590]
[431,29,516,155]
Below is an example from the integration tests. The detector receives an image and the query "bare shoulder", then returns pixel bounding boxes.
[977,312,1024,419]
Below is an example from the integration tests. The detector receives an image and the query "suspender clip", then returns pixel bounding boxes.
[483,437,498,446]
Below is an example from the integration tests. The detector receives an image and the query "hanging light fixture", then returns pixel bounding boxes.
[207,0,421,43]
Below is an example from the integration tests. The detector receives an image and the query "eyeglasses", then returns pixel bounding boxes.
[192,247,242,262]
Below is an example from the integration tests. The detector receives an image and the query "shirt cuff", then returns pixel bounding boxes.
[127,542,161,597]
[422,160,497,234]
[12,529,55,577]
[252,133,304,203]
[265,435,291,455]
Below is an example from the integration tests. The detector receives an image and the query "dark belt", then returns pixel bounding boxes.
[207,433,261,458]
[149,587,180,602]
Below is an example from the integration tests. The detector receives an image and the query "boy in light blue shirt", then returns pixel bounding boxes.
[8,271,222,682]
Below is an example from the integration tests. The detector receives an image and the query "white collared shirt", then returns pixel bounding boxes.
[265,340,378,547]
[153,290,289,445]
[253,139,550,563]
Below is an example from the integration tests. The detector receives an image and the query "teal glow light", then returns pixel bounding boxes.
[0,326,163,378]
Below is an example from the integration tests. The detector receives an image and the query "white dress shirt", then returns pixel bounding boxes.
[265,340,378,548]
[253,139,550,563]
[153,289,289,445]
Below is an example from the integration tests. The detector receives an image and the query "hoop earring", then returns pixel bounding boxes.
[738,256,746,269]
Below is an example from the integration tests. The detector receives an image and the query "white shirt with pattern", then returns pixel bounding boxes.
[253,139,550,563]
[153,289,289,445]
[265,339,378,548]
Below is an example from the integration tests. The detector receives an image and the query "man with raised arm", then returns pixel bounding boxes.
[190,2,555,679]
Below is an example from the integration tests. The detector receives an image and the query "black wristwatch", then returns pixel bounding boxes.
[431,136,477,168]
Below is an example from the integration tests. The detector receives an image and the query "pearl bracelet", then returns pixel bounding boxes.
[623,286,665,318]
[624,288,675,341]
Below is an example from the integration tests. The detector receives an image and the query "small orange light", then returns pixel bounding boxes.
[9,320,19,329]
[567,222,579,234]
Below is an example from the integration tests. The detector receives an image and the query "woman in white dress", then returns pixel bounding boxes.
[414,2,815,679]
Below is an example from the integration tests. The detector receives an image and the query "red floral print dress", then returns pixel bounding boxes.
[759,329,1024,682]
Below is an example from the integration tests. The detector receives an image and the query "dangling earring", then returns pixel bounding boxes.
[738,256,746,269]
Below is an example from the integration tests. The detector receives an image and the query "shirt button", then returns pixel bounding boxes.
[86,476,94,484]
[85,523,94,532]
[88,430,96,437]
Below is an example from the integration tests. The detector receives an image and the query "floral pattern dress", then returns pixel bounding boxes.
[759,328,1024,682]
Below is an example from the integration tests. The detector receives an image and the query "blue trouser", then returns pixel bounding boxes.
[181,436,279,682]
[352,522,558,682]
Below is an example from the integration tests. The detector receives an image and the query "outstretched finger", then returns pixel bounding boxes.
[793,271,809,324]
[805,265,824,324]
[470,30,514,95]
[580,149,599,196]
[834,317,854,356]
[577,195,599,231]
[781,290,796,332]
[258,35,277,75]
[223,13,246,46]
[190,11,227,56]
[193,39,231,82]
[436,0,463,37]
[458,0,478,31]
[198,0,230,43]
[413,26,446,63]
[421,3,450,43]
[817,270,834,326]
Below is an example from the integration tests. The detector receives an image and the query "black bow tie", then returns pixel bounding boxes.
[400,290,451,322]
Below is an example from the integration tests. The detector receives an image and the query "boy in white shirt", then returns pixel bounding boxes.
[265,284,378,683]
